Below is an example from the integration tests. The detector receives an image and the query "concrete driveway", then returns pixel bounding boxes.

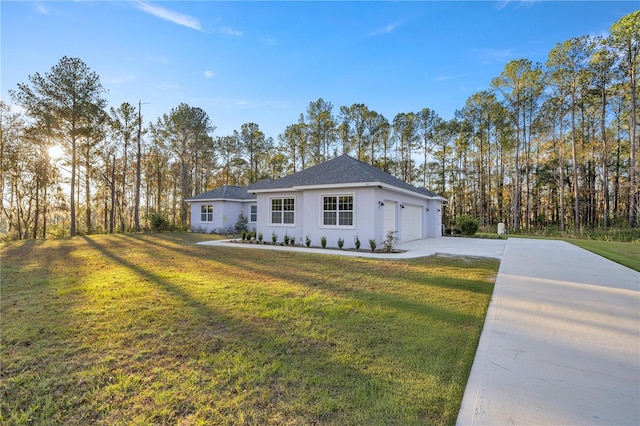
[457,238,640,425]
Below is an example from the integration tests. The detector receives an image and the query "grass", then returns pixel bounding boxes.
[477,229,639,272]
[566,239,640,272]
[1,233,498,425]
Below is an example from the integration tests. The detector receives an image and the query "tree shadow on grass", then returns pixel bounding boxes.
[79,235,451,424]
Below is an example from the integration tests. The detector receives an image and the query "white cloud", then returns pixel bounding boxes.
[424,72,466,82]
[204,70,215,79]
[33,3,50,15]
[260,35,278,46]
[218,26,243,36]
[368,19,408,37]
[134,1,203,32]
[472,48,518,63]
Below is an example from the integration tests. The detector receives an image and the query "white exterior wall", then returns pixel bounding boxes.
[189,201,256,233]
[379,189,434,243]
[254,187,442,248]
[426,199,444,238]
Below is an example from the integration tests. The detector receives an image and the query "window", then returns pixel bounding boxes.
[200,204,213,222]
[250,205,257,222]
[322,195,353,227]
[270,197,295,224]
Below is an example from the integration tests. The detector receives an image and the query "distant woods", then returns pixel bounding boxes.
[2,11,638,239]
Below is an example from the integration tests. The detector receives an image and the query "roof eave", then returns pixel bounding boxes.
[185,197,255,203]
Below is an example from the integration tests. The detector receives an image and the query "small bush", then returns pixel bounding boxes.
[321,236,327,248]
[147,209,170,232]
[258,233,263,243]
[337,238,344,250]
[305,234,311,247]
[284,233,290,245]
[235,212,248,233]
[354,234,361,250]
[272,231,278,244]
[457,215,479,236]
[383,231,397,253]
[369,238,377,252]
[290,235,296,246]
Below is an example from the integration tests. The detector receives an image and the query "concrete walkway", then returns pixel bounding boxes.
[457,238,640,425]
[197,236,507,259]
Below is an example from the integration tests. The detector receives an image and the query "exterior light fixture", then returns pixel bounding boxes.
[379,201,384,206]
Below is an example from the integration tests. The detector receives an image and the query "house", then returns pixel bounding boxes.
[185,185,257,233]
[187,155,445,248]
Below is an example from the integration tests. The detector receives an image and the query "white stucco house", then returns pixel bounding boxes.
[187,155,445,248]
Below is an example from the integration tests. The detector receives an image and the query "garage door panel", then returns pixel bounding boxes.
[401,204,422,241]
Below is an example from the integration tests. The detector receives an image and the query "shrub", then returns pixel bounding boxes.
[321,236,327,248]
[337,238,344,249]
[283,233,290,245]
[369,238,377,252]
[383,230,397,253]
[305,234,311,247]
[272,231,278,244]
[235,212,248,233]
[290,235,296,246]
[354,234,361,250]
[457,215,479,236]
[147,209,170,232]
[258,232,263,243]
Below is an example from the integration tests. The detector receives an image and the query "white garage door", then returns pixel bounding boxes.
[401,204,422,242]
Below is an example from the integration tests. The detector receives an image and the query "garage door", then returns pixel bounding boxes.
[401,204,422,242]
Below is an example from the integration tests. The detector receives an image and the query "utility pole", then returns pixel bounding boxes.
[134,100,148,231]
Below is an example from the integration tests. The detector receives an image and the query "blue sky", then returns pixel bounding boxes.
[2,1,638,140]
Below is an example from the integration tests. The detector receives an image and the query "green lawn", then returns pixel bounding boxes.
[1,233,498,425]
[567,239,640,272]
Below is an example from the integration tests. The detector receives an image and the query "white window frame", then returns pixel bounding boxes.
[200,204,214,222]
[249,205,257,223]
[269,196,295,226]
[320,193,355,229]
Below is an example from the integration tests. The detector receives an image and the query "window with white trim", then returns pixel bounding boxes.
[270,197,295,224]
[250,205,257,222]
[200,204,213,222]
[322,195,353,227]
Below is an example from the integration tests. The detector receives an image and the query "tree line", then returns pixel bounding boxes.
[2,11,638,240]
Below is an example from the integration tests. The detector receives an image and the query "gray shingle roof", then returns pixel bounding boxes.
[249,154,444,199]
[185,185,256,202]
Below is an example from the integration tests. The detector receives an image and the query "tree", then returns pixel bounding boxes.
[547,37,593,231]
[609,11,640,227]
[110,102,137,232]
[392,112,418,183]
[416,108,439,188]
[306,98,336,164]
[278,119,308,173]
[150,103,214,226]
[590,40,617,228]
[239,122,268,183]
[10,56,107,236]
[492,59,540,231]
[215,133,241,185]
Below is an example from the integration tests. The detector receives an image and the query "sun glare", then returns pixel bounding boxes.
[48,144,64,160]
